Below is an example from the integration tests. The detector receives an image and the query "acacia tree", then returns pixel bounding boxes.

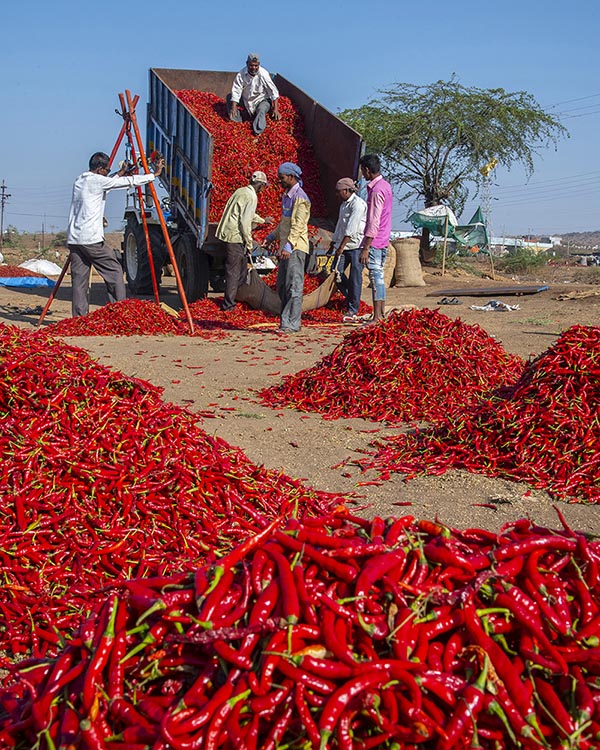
[340,76,567,257]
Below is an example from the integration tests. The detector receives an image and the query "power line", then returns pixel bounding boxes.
[494,171,600,191]
[494,181,600,202]
[545,92,600,109]
[495,178,600,198]
[561,109,600,120]
[555,103,600,115]
[7,211,68,219]
[495,187,600,207]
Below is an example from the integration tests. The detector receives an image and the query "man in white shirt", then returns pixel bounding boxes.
[228,53,281,135]
[329,177,367,323]
[67,151,164,317]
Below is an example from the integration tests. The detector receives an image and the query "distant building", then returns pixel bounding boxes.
[489,236,554,253]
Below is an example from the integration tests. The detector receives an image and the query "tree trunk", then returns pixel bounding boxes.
[419,228,436,264]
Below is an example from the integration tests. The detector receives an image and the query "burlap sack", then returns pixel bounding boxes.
[392,238,426,287]
[301,271,337,312]
[361,244,397,289]
[236,268,337,315]
[235,269,281,315]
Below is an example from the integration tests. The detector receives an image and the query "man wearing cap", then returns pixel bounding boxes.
[329,178,367,323]
[266,162,311,334]
[216,171,270,311]
[229,54,281,135]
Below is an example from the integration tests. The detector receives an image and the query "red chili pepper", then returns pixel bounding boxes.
[462,599,535,722]
[274,530,359,582]
[204,517,281,597]
[277,658,337,695]
[264,544,300,624]
[204,684,251,750]
[293,682,321,749]
[318,667,390,748]
[261,702,294,750]
[493,588,568,673]
[353,551,408,609]
[79,716,108,750]
[531,674,576,737]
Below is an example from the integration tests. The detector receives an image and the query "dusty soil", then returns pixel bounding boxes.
[2,252,599,535]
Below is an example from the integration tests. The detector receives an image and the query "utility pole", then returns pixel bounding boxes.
[0,180,11,252]
[479,158,498,255]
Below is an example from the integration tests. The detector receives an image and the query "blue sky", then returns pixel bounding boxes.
[1,0,598,238]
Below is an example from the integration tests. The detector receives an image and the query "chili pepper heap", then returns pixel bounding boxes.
[175,91,327,230]
[361,324,600,502]
[3,512,600,750]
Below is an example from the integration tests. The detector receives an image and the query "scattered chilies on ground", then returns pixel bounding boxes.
[35,294,369,337]
[0,265,47,278]
[36,299,226,338]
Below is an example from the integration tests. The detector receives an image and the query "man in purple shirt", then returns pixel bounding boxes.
[359,154,393,323]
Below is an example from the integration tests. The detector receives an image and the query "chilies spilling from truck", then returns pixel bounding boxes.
[121,68,364,302]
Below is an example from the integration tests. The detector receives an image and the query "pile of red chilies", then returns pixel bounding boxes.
[36,300,227,338]
[0,265,47,278]
[175,92,327,226]
[35,295,368,337]
[0,324,340,656]
[360,325,600,502]
[2,511,600,750]
[259,309,524,424]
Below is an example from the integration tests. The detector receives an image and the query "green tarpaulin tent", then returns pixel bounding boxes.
[408,205,458,235]
[451,207,489,249]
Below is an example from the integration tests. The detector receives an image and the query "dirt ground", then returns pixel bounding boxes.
[1,254,599,535]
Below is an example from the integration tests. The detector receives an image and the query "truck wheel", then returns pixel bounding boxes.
[124,219,166,295]
[209,268,226,293]
[174,234,208,302]
[202,242,226,293]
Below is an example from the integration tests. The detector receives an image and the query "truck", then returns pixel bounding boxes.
[122,68,364,302]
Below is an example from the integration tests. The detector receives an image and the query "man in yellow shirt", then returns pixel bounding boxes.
[266,162,311,334]
[216,171,269,311]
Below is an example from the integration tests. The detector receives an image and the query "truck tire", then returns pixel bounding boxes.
[202,242,227,293]
[124,219,166,295]
[174,234,208,302]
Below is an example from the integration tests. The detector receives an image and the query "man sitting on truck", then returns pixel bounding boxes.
[228,53,281,135]
[216,170,270,312]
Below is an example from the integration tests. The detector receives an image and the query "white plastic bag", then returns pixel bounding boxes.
[18,259,63,276]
